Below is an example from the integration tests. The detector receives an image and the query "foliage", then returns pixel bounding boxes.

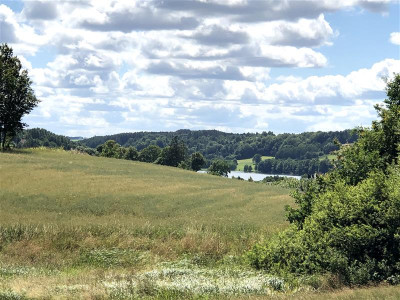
[157,136,187,167]
[248,74,400,285]
[124,146,139,161]
[244,164,252,172]
[80,128,358,167]
[100,140,121,158]
[208,159,231,177]
[190,152,206,171]
[0,44,40,149]
[252,154,262,164]
[75,145,98,156]
[257,157,332,176]
[139,144,161,163]
[14,128,75,150]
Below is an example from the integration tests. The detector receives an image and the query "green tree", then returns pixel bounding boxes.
[124,146,139,161]
[157,136,187,167]
[208,159,231,177]
[248,74,400,285]
[244,165,249,172]
[100,140,120,158]
[252,154,262,164]
[0,44,40,149]
[191,152,206,171]
[114,146,127,159]
[139,144,161,163]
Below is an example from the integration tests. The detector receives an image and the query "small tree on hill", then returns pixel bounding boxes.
[139,144,161,163]
[208,159,231,177]
[191,152,206,171]
[0,44,40,150]
[100,140,120,158]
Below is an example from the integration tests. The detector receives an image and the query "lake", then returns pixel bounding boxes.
[198,170,301,181]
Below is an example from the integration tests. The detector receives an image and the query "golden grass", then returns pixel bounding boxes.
[1,149,397,299]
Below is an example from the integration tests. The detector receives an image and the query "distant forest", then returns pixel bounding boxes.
[13,128,359,176]
[80,129,358,161]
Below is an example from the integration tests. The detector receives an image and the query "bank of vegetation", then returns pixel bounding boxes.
[249,74,400,287]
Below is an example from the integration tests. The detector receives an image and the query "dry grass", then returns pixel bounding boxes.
[0,148,292,298]
[1,148,398,299]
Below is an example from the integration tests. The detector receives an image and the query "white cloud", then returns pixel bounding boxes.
[2,0,397,136]
[390,32,400,45]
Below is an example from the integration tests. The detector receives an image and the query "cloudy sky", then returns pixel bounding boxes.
[1,0,399,137]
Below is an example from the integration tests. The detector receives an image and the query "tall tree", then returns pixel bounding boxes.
[252,154,262,164]
[158,136,187,167]
[190,152,206,171]
[0,44,40,149]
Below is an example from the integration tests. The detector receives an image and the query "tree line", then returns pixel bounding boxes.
[80,129,358,163]
[256,157,332,175]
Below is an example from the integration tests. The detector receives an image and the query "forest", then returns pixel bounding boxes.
[13,127,358,176]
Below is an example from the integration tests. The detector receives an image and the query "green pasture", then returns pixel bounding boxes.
[236,156,273,172]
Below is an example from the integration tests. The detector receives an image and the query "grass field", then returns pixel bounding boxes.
[319,154,336,161]
[0,148,398,299]
[236,156,273,172]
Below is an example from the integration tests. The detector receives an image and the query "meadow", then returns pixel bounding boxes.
[236,156,273,172]
[0,148,399,299]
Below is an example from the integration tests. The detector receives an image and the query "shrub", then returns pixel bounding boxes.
[248,74,400,285]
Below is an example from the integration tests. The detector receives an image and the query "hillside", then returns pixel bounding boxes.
[1,149,399,299]
[0,148,293,298]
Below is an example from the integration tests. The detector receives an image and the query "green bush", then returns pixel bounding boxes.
[248,74,400,285]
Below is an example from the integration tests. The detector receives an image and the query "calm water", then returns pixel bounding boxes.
[198,170,300,181]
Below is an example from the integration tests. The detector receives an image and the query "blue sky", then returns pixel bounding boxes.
[0,0,399,137]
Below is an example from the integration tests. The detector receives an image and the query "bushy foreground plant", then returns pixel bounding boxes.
[248,74,400,285]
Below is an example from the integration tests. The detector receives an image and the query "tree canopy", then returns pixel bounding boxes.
[0,44,40,149]
[208,160,231,177]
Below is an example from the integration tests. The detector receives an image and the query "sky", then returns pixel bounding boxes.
[0,0,399,137]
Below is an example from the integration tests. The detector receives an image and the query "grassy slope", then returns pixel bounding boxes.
[236,156,273,172]
[1,149,398,299]
[0,149,289,229]
[0,148,292,298]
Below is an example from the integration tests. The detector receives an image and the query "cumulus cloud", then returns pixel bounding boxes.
[253,59,400,105]
[147,61,251,81]
[156,0,390,22]
[390,32,400,45]
[0,5,18,43]
[269,15,334,47]
[23,1,58,20]
[80,6,199,32]
[2,0,397,135]
[183,25,249,46]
